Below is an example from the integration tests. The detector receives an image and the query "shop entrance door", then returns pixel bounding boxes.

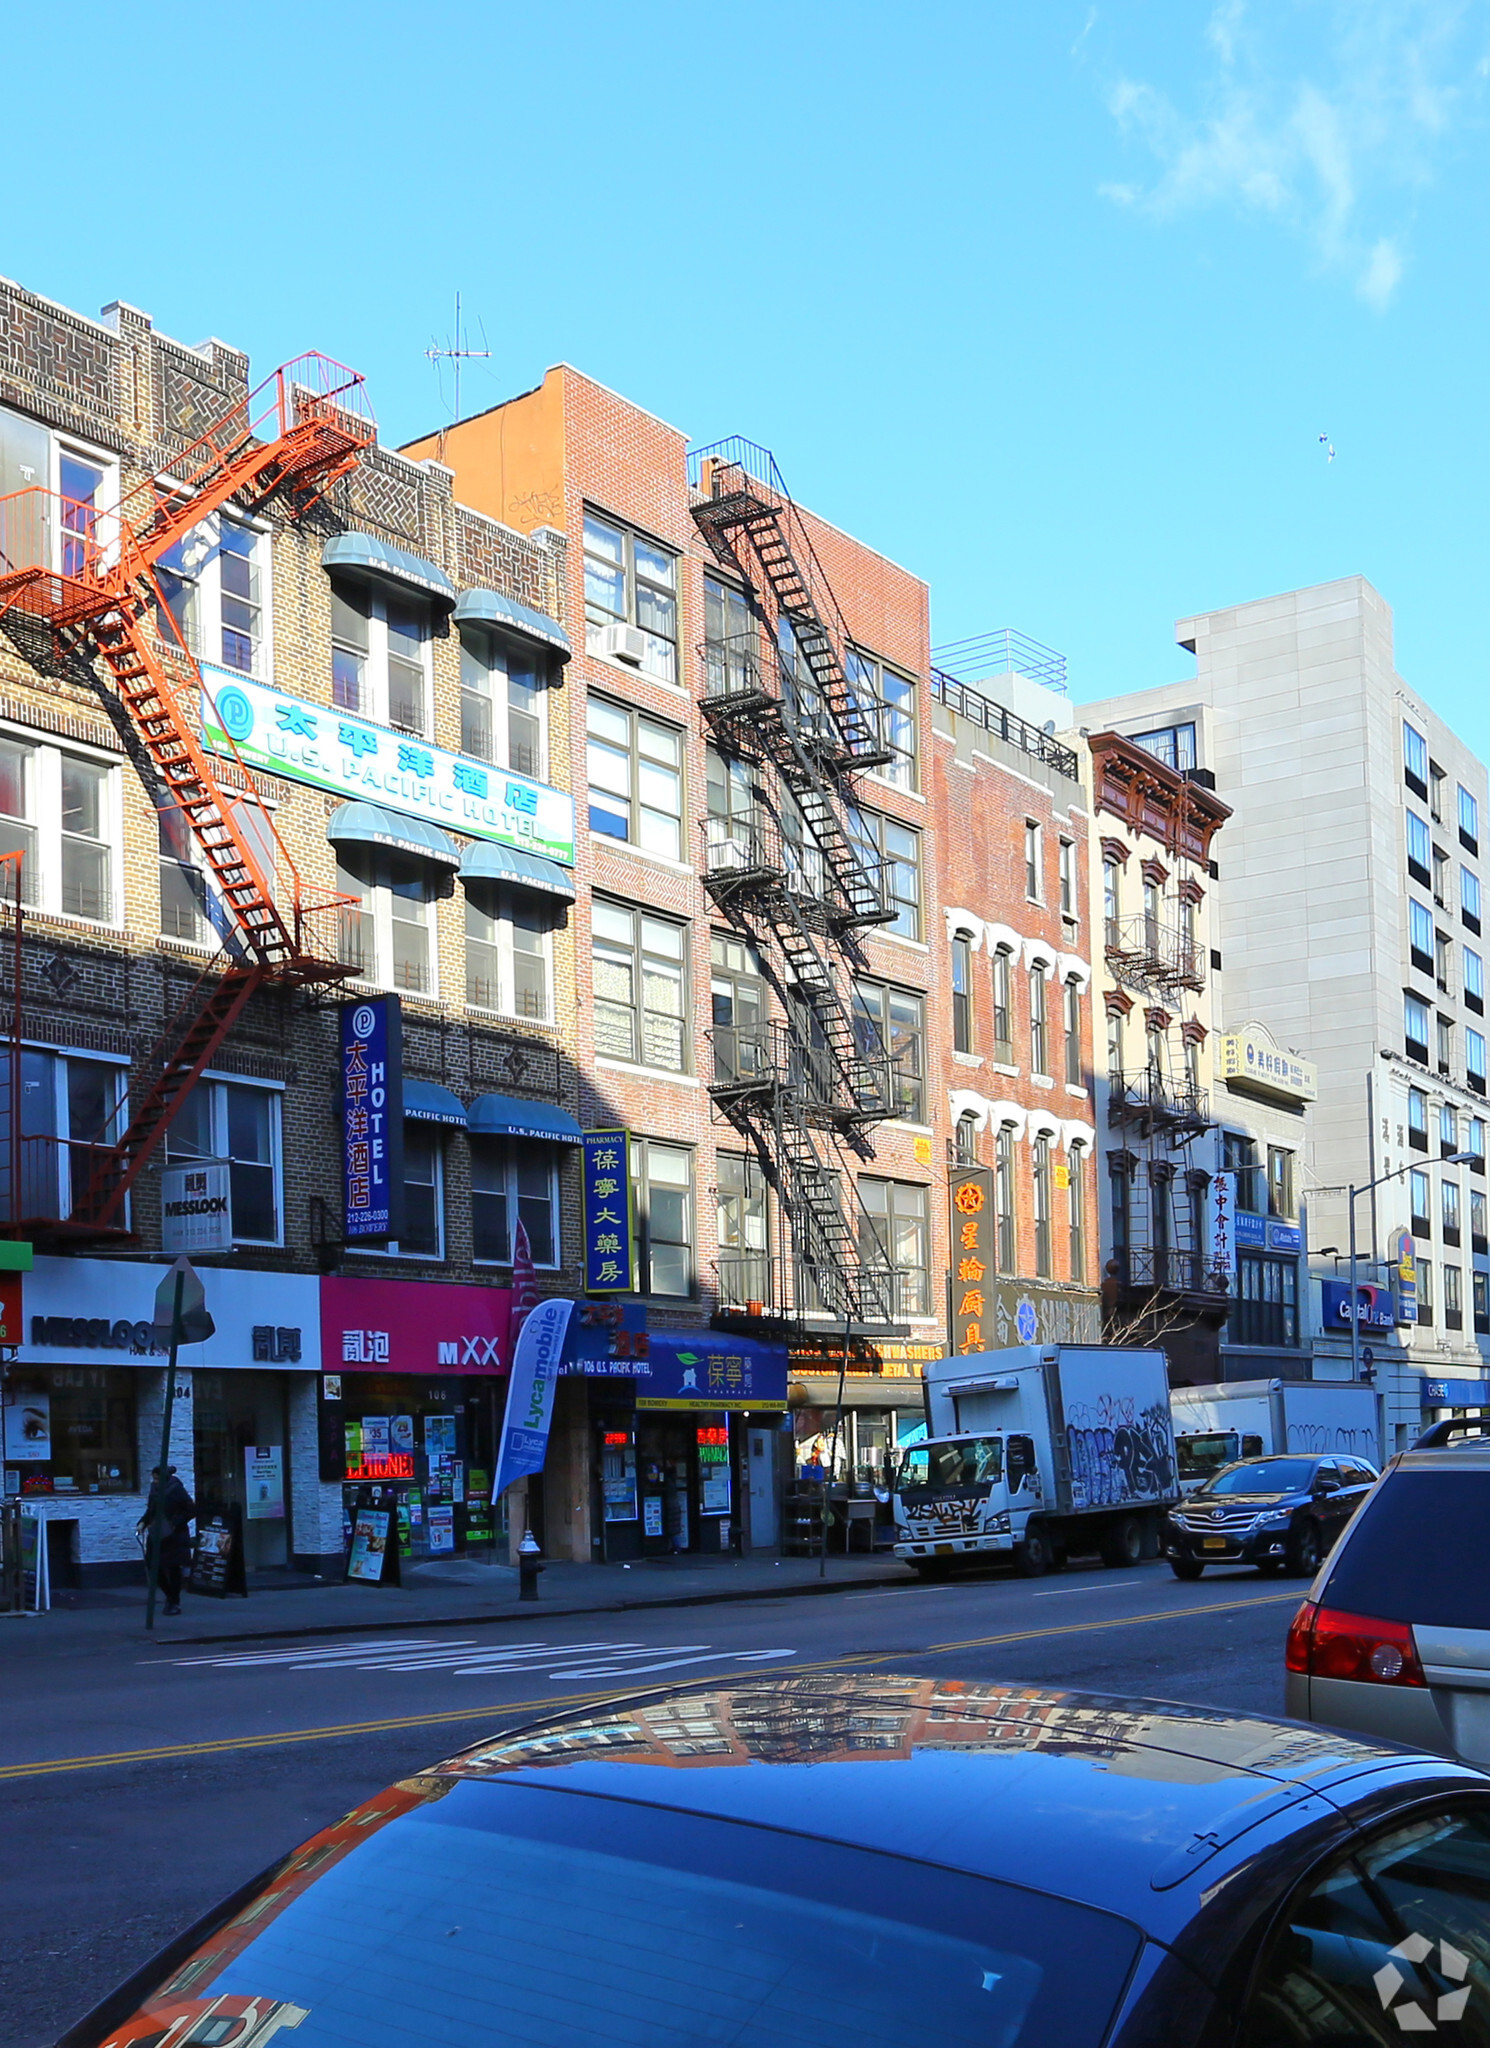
[193,1371,288,1570]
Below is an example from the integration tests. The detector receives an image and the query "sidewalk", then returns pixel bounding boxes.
[4,1550,911,1651]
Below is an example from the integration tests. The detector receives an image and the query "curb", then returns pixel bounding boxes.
[142,1567,915,1649]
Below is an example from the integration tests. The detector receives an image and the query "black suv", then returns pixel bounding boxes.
[1164,1452,1378,1579]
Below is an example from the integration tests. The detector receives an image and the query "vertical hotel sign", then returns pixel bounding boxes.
[340,997,405,1244]
[582,1130,633,1291]
[949,1167,996,1356]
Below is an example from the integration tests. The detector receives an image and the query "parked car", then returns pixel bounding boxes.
[1163,1452,1379,1579]
[1286,1430,1490,1769]
[59,1675,1490,2048]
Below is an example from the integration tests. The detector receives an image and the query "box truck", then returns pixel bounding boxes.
[1170,1379,1381,1492]
[892,1346,1178,1578]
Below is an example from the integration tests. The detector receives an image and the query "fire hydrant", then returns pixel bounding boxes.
[517,1528,544,1602]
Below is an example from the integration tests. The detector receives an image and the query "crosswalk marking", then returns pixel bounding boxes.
[149,1637,797,1682]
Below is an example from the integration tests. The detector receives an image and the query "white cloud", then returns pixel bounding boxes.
[1095,1,1485,309]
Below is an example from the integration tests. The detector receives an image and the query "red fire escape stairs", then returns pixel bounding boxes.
[0,357,378,1237]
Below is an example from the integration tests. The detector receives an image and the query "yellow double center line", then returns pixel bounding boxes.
[0,1590,1298,1783]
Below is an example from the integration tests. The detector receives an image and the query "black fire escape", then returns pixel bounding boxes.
[689,439,908,1334]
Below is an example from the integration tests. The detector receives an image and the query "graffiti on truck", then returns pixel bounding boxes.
[1066,1396,1177,1507]
[1285,1420,1379,1461]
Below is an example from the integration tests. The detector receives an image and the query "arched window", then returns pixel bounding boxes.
[1068,1143,1087,1281]
[955,1110,980,1166]
[1032,1135,1054,1278]
[992,946,1014,1060]
[1029,966,1049,1077]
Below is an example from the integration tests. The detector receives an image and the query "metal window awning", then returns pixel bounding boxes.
[459,842,576,903]
[454,587,572,660]
[467,1094,583,1143]
[403,1080,468,1126]
[322,532,456,603]
[328,801,460,870]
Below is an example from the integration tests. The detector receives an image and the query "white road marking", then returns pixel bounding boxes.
[1032,1580,1145,1596]
[155,1637,798,1682]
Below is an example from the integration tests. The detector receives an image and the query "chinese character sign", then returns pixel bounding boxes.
[340,997,405,1243]
[582,1129,634,1291]
[1208,1172,1237,1285]
[948,1167,995,1356]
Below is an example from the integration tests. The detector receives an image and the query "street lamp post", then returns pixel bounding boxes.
[1347,1153,1478,1383]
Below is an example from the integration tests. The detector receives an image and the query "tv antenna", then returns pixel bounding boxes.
[426,291,491,423]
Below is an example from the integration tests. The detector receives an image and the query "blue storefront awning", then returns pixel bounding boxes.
[323,532,456,603]
[454,587,572,661]
[328,802,460,869]
[403,1081,468,1127]
[468,1094,583,1143]
[459,842,576,903]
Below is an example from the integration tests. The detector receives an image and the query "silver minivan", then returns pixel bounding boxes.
[1284,1430,1490,1766]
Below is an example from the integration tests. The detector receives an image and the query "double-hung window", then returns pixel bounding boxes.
[1409,1169,1431,1236]
[1062,978,1082,1086]
[1438,1013,1455,1074]
[1024,821,1042,901]
[1405,993,1431,1062]
[846,647,917,789]
[1473,1186,1488,1250]
[1445,1261,1464,1329]
[1266,1147,1294,1219]
[847,806,921,939]
[995,1127,1017,1272]
[858,1177,930,1317]
[165,1078,280,1245]
[1059,838,1077,922]
[328,578,431,736]
[1409,899,1434,972]
[336,850,437,995]
[1029,966,1050,1077]
[1465,866,1484,935]
[464,885,552,1020]
[472,1139,558,1266]
[1223,1132,1262,1212]
[1470,1028,1487,1094]
[1466,947,1485,1014]
[0,733,116,922]
[1032,1137,1053,1278]
[716,1151,768,1308]
[1068,1145,1087,1279]
[951,936,973,1053]
[1461,785,1480,854]
[587,698,684,859]
[991,945,1014,1060]
[1441,1102,1460,1154]
[1102,856,1121,944]
[3,1051,127,1226]
[156,514,268,679]
[583,512,678,684]
[852,979,924,1122]
[459,625,546,777]
[631,1139,693,1296]
[1403,720,1429,794]
[1406,811,1431,885]
[593,901,687,1071]
[1409,1087,1429,1149]
[1442,1178,1461,1245]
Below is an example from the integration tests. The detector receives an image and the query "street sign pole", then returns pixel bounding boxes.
[1348,1187,1362,1385]
[144,1265,185,1633]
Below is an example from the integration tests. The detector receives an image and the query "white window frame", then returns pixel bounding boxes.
[586,695,685,860]
[154,507,273,685]
[846,645,918,792]
[471,1138,560,1269]
[336,851,440,1000]
[354,1120,446,1262]
[328,576,434,738]
[464,883,554,1023]
[165,1073,283,1247]
[458,622,549,779]
[1024,820,1042,903]
[582,510,679,685]
[15,1046,129,1225]
[0,722,122,927]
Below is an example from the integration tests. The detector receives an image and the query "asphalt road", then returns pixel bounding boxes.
[0,1557,1305,2048]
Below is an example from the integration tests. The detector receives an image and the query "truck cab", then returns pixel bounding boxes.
[893,1432,1042,1569]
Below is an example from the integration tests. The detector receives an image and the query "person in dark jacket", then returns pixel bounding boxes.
[137,1465,196,1614]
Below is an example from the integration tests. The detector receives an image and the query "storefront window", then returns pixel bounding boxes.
[332,1377,493,1559]
[1,1366,137,1494]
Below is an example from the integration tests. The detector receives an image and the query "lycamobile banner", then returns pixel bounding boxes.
[492,1298,575,1502]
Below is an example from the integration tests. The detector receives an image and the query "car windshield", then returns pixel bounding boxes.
[95,1781,1142,2048]
[1199,1459,1316,1496]
[1319,1469,1490,1630]
[899,1437,1003,1489]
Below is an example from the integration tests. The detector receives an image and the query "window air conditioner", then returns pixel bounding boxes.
[599,624,648,668]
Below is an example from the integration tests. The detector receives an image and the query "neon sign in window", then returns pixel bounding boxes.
[344,1452,415,1481]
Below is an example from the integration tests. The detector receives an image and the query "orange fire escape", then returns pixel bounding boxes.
[0,357,377,1237]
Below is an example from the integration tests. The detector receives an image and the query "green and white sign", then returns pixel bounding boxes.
[199,666,575,866]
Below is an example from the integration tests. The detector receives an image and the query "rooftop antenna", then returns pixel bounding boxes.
[426,291,491,426]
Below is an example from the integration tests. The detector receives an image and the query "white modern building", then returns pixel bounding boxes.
[1084,576,1490,1451]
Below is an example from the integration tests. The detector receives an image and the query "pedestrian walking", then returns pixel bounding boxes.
[138,1464,196,1615]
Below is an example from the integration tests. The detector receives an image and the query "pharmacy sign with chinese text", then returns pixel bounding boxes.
[949,1167,996,1356]
[582,1130,634,1291]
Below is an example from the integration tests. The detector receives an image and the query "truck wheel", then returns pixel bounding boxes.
[1013,1526,1050,1577]
[1170,1558,1204,1581]
[912,1559,954,1581]
[1100,1516,1143,1569]
[1285,1522,1322,1578]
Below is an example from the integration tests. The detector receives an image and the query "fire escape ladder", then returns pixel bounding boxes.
[773,1111,896,1327]
[70,961,269,1232]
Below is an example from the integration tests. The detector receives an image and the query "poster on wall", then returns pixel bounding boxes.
[244,1446,285,1520]
[427,1505,456,1554]
[2,1391,50,1462]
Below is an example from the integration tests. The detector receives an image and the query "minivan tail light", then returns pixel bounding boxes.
[1287,1601,1426,1687]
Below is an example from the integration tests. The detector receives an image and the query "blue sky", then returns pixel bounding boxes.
[5,2,1487,734]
